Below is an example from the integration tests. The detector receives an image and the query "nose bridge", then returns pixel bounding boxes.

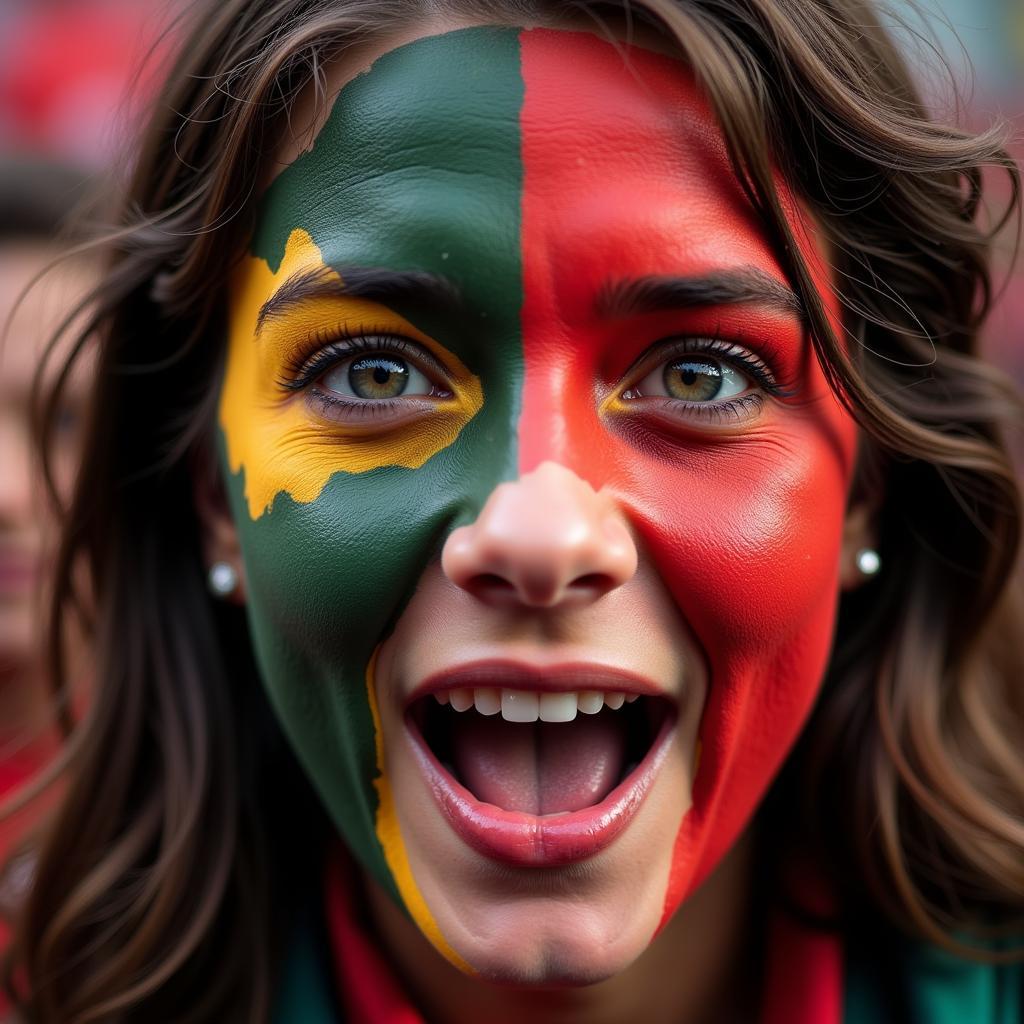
[441,460,637,608]
[515,342,613,487]
[517,347,569,472]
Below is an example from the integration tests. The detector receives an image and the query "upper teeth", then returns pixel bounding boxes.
[433,688,640,723]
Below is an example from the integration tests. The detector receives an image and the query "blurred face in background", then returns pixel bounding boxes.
[0,241,91,689]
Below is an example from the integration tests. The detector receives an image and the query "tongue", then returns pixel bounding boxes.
[450,712,628,815]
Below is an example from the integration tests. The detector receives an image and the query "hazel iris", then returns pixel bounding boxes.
[350,356,409,399]
[664,359,722,402]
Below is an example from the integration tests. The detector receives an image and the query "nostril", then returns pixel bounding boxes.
[471,573,516,595]
[468,571,559,607]
[465,570,621,609]
[572,573,613,593]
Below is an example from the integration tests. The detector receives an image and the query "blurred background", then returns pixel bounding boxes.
[0,0,184,964]
[0,0,179,168]
[905,0,1024,383]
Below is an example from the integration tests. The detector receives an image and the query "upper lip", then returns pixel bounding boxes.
[405,659,671,709]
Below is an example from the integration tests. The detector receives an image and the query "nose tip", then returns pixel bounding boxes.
[441,461,637,609]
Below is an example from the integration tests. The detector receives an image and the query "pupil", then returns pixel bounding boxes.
[349,356,409,398]
[664,358,722,402]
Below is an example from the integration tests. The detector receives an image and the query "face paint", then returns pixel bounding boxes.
[222,227,484,517]
[220,25,857,969]
[513,29,857,925]
[221,27,524,965]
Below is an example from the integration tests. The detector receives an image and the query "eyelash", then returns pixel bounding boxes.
[275,327,458,420]
[620,335,786,423]
[277,326,430,393]
[279,328,784,427]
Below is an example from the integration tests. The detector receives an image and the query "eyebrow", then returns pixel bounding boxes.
[257,264,802,334]
[256,264,463,334]
[597,268,803,320]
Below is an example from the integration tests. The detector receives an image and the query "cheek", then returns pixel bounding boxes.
[219,341,521,910]
[625,433,849,658]
[617,426,854,916]
[517,329,857,915]
[223,458,460,900]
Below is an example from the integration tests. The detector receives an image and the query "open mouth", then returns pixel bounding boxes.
[405,663,677,866]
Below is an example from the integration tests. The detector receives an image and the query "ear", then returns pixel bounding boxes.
[193,454,247,605]
[838,497,878,592]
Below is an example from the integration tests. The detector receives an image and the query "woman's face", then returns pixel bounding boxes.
[217,24,860,982]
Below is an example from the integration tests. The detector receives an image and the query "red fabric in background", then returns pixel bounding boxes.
[0,0,175,167]
[326,857,424,1024]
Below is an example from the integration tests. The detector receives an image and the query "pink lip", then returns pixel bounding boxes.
[405,661,677,867]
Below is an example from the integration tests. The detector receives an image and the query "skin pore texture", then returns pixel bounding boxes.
[216,20,862,1009]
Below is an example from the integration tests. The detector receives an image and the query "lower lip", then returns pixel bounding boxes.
[407,710,677,867]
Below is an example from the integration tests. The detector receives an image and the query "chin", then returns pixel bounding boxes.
[471,951,629,988]
[447,896,657,987]
[394,737,690,986]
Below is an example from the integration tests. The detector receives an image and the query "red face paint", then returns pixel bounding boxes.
[516,29,857,924]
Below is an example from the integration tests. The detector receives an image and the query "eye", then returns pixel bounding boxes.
[629,356,751,403]
[277,331,454,408]
[321,352,434,400]
[612,337,785,428]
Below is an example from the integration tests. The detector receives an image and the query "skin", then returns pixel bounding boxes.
[212,21,870,1015]
[362,828,758,1024]
[0,243,89,729]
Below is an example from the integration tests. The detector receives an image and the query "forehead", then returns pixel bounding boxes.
[253,26,781,290]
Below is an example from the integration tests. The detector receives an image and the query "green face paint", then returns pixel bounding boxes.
[220,27,525,960]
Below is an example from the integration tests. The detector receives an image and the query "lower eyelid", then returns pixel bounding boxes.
[306,389,434,421]
[610,391,766,429]
[648,392,765,424]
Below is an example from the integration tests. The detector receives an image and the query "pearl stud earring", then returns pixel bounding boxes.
[207,561,239,598]
[855,548,881,577]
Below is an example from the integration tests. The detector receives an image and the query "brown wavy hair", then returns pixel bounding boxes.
[5,0,1022,1019]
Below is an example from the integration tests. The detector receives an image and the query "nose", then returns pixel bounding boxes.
[442,461,637,609]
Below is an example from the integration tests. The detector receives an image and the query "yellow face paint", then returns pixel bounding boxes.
[220,228,483,519]
[364,649,472,972]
